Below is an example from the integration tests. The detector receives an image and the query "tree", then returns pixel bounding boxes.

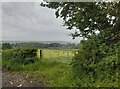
[41,2,120,43]
[2,43,12,50]
[40,2,120,87]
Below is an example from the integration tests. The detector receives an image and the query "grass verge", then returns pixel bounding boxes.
[2,58,79,87]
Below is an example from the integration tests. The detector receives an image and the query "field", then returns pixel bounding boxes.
[36,49,78,64]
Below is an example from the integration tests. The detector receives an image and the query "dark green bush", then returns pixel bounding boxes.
[2,43,12,50]
[2,48,37,64]
[24,57,39,65]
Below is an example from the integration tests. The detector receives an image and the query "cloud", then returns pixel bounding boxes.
[2,2,80,43]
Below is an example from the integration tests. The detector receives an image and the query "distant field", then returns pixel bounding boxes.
[36,49,78,64]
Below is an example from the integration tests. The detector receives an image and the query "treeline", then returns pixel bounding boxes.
[2,42,79,50]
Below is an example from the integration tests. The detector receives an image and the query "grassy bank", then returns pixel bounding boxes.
[3,58,78,87]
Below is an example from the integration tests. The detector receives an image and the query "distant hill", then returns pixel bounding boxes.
[2,40,78,45]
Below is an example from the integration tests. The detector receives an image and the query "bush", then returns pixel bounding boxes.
[2,48,37,64]
[72,37,120,87]
[2,43,12,50]
[24,57,39,65]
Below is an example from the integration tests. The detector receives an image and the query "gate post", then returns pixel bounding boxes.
[40,50,42,58]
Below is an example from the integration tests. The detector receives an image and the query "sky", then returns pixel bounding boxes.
[1,2,80,43]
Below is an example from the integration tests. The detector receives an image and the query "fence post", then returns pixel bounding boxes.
[40,50,42,58]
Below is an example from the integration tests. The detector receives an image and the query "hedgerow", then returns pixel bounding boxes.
[2,48,38,65]
[72,37,120,87]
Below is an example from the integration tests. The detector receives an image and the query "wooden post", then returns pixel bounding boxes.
[40,50,42,58]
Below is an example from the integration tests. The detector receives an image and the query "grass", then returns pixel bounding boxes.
[33,60,76,87]
[2,48,119,87]
[32,60,79,87]
[37,49,77,59]
[2,48,79,87]
[37,49,76,64]
[36,49,77,64]
[3,58,79,87]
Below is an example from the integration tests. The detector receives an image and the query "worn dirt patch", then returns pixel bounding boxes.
[2,69,45,87]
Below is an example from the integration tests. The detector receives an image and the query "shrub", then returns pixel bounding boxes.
[24,57,39,65]
[2,43,12,50]
[72,37,120,87]
[2,48,37,65]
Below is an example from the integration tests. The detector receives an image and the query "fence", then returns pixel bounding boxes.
[36,49,78,64]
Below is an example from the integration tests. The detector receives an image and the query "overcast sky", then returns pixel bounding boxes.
[2,2,80,43]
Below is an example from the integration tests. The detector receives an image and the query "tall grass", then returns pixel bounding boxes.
[28,60,79,87]
[3,57,78,87]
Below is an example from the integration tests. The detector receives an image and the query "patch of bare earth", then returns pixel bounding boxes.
[2,69,45,87]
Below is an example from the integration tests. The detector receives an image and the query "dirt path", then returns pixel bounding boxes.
[2,69,45,87]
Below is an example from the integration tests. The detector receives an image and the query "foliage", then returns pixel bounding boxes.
[41,2,120,87]
[41,2,120,42]
[2,43,12,50]
[72,39,119,87]
[3,56,78,87]
[2,48,38,65]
